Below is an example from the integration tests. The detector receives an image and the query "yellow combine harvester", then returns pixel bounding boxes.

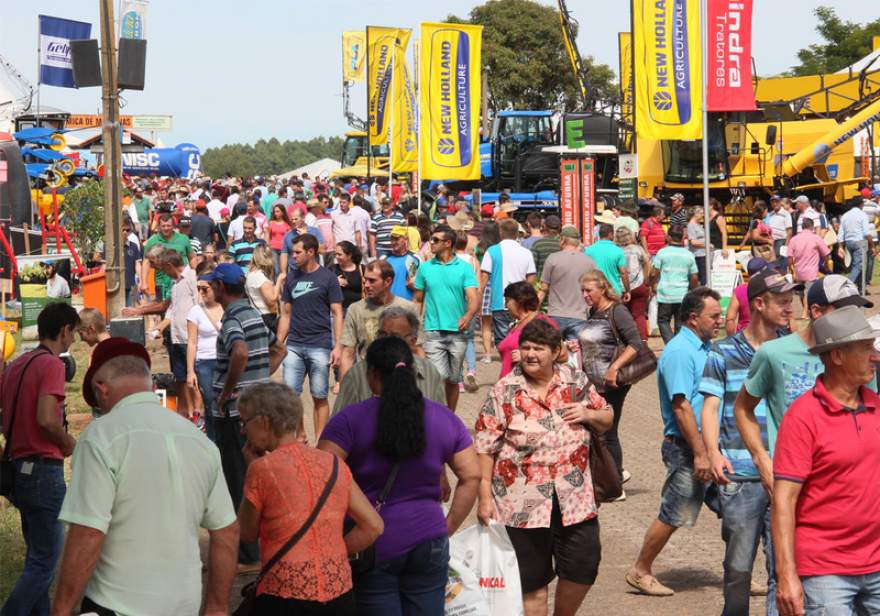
[329,130,390,180]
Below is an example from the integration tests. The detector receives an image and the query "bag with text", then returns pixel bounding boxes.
[450,523,524,616]
[445,555,490,616]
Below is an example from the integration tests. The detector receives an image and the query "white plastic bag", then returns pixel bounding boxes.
[445,555,490,616]
[450,523,524,616]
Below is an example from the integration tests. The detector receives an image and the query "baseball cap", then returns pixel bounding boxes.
[747,269,802,301]
[671,193,685,201]
[199,263,245,285]
[560,225,581,240]
[480,204,495,217]
[390,225,408,237]
[746,257,770,277]
[806,274,873,309]
[794,195,810,205]
[770,194,782,201]
[82,337,152,407]
[544,214,561,230]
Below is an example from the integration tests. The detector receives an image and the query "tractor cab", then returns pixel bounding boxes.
[331,130,390,179]
[481,111,559,193]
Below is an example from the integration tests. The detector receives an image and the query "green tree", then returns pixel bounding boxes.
[61,179,108,261]
[447,0,617,111]
[789,7,880,75]
[201,137,345,177]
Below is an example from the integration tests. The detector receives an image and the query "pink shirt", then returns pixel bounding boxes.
[733,283,750,332]
[267,220,290,251]
[788,231,830,282]
[497,314,558,378]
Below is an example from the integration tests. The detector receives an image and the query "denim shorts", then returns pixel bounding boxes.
[283,343,331,399]
[423,330,467,383]
[169,343,188,382]
[658,437,711,528]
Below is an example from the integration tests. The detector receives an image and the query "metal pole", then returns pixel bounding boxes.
[701,0,712,286]
[36,17,41,130]
[366,27,371,181]
[99,0,125,317]
[415,38,422,214]
[388,33,396,198]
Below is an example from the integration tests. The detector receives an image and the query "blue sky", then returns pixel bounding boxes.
[2,1,875,150]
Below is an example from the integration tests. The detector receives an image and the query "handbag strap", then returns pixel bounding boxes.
[255,455,339,584]
[375,462,401,512]
[3,349,51,462]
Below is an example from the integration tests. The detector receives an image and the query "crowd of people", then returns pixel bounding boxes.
[2,172,880,616]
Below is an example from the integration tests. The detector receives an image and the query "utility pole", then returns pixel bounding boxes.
[481,70,490,137]
[99,0,125,318]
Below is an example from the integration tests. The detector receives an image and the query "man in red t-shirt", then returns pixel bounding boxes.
[773,305,880,616]
[0,302,79,613]
[640,205,668,256]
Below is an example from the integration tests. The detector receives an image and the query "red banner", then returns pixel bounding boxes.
[707,0,757,111]
[559,159,580,229]
[580,159,595,246]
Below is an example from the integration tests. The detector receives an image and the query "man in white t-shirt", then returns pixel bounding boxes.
[207,193,226,222]
[227,199,266,244]
[331,193,361,246]
[793,195,825,236]
[767,195,793,268]
[479,218,537,344]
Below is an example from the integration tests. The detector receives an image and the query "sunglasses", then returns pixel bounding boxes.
[429,236,447,244]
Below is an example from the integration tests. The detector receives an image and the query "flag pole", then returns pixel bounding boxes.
[36,16,41,128]
[415,38,421,214]
[701,0,711,286]
[366,27,372,182]
[388,33,396,199]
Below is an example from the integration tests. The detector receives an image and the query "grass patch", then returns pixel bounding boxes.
[0,501,25,600]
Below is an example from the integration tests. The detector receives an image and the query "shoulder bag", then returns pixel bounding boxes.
[1,350,52,497]
[608,304,657,386]
[569,384,622,503]
[346,462,400,579]
[233,455,339,616]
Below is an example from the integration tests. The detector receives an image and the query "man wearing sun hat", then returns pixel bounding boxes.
[383,225,421,301]
[53,337,238,616]
[773,305,880,616]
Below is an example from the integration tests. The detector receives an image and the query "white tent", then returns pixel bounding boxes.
[278,157,340,180]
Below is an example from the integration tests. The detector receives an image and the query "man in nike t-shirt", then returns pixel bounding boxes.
[276,232,343,439]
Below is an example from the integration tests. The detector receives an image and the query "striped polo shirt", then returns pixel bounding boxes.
[229,237,266,273]
[370,210,405,253]
[212,298,275,417]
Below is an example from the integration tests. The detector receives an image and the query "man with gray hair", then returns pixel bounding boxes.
[53,338,238,616]
[333,305,445,414]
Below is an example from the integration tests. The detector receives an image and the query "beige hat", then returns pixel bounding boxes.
[447,210,474,231]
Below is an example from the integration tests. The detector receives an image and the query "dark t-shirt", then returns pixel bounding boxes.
[190,213,215,246]
[332,265,362,312]
[124,236,142,290]
[281,265,343,348]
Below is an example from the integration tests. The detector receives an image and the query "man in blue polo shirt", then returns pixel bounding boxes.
[699,270,799,614]
[413,224,479,412]
[627,287,723,597]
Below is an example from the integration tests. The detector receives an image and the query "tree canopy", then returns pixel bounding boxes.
[201,136,344,178]
[788,7,880,76]
[447,0,617,111]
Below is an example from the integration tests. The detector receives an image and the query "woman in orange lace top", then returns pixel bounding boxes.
[237,383,384,615]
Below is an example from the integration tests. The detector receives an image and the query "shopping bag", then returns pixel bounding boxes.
[445,555,490,616]
[450,523,524,616]
[647,296,658,337]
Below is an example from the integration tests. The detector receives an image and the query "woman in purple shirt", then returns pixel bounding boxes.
[319,336,480,616]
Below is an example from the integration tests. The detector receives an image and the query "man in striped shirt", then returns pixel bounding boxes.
[369,197,405,258]
[204,263,285,569]
[229,217,266,273]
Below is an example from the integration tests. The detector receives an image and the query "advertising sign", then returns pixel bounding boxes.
[419,22,483,180]
[391,31,418,172]
[633,0,703,139]
[581,159,595,246]
[342,31,366,82]
[18,254,72,334]
[121,143,200,178]
[707,0,756,111]
[131,115,173,131]
[559,159,580,229]
[119,0,148,40]
[618,32,633,133]
[38,15,92,88]
[367,26,400,147]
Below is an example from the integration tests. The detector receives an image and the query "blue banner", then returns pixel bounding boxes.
[39,15,92,88]
[121,143,201,178]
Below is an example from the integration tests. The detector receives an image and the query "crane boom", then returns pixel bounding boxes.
[557,0,591,109]
[0,53,34,120]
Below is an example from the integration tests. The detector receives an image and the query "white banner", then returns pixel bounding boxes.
[119,0,148,39]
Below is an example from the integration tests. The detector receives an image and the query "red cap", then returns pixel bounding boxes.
[447,202,458,214]
[196,199,207,210]
[480,204,495,218]
[861,187,872,198]
[82,337,152,408]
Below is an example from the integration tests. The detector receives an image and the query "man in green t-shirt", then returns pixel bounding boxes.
[131,187,152,239]
[649,225,699,343]
[142,213,195,299]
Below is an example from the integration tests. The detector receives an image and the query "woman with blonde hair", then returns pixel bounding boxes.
[577,270,643,493]
[614,226,650,341]
[246,244,279,331]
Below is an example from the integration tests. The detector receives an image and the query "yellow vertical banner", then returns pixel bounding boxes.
[367,26,399,147]
[633,0,702,140]
[342,31,366,82]
[419,22,482,180]
[618,32,633,130]
[392,30,418,172]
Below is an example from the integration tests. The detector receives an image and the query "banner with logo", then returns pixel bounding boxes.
[581,159,595,246]
[560,159,580,230]
[707,0,756,111]
[18,254,72,334]
[392,31,418,172]
[342,31,366,82]
[633,0,702,140]
[618,33,634,130]
[119,0,148,40]
[367,26,400,147]
[38,15,92,88]
[419,22,482,181]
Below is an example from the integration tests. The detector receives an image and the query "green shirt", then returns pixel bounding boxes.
[652,245,698,303]
[145,232,194,292]
[332,356,446,414]
[584,239,627,294]
[414,256,478,331]
[59,392,235,615]
[131,196,152,222]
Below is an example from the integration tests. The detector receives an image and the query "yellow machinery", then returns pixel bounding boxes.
[329,130,391,179]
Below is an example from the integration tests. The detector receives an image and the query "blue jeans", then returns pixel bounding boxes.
[658,438,711,528]
[491,310,514,346]
[551,316,587,341]
[846,240,868,291]
[283,344,331,399]
[195,358,217,442]
[355,536,450,616]
[1,460,66,616]
[802,571,880,615]
[774,239,788,270]
[718,480,777,616]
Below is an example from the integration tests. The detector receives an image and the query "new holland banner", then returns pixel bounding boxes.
[633,0,702,140]
[392,30,418,172]
[707,0,756,111]
[342,31,366,82]
[367,26,399,147]
[419,22,482,181]
[618,32,634,147]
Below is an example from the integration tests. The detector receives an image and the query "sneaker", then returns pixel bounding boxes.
[625,570,674,596]
[464,372,479,393]
[622,469,632,484]
[480,355,493,364]
[611,490,626,502]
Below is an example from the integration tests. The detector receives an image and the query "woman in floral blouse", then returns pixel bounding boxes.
[474,318,612,616]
